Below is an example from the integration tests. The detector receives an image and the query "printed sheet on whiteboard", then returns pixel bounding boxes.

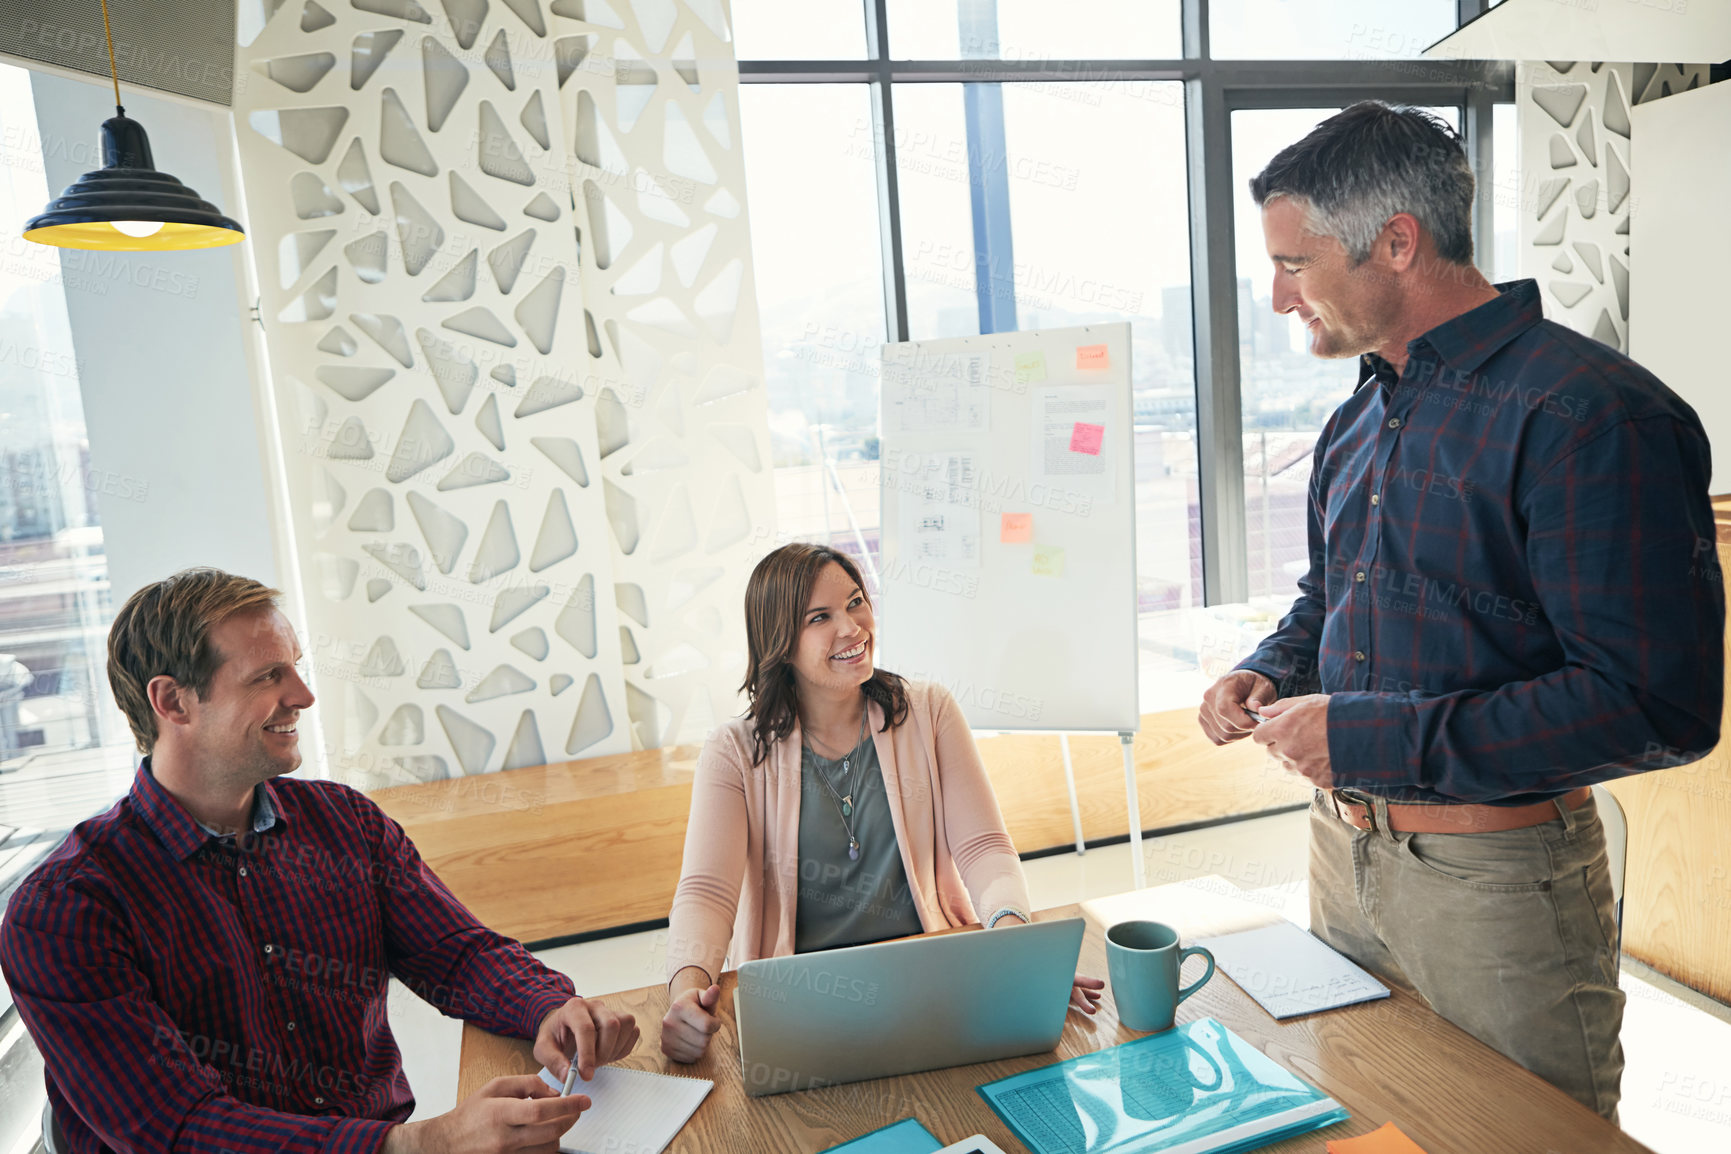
[885,350,991,433]
[898,450,981,568]
[1031,385,1114,505]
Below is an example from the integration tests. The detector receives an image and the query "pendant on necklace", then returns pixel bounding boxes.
[841,795,853,817]
[848,837,860,861]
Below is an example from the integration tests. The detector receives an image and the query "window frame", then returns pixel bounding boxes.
[737,0,1513,604]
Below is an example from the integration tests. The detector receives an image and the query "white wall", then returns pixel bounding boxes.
[30,71,281,604]
[1629,80,1731,494]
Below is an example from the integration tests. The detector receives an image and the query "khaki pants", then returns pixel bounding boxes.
[1308,790,1625,1119]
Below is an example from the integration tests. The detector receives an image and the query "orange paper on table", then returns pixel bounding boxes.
[1000,512,1033,543]
[1076,343,1109,369]
[1326,1122,1430,1154]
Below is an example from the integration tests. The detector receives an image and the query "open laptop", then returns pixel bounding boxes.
[734,917,1085,1096]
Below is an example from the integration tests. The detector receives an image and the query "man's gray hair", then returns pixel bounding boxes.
[1249,101,1476,266]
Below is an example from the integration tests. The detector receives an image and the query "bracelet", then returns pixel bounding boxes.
[986,906,1029,929]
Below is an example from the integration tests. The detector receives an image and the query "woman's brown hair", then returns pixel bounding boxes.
[741,543,908,765]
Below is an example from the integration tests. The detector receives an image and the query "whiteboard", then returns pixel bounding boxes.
[877,323,1139,733]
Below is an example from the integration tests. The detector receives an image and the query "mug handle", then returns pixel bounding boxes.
[1175,945,1215,1005]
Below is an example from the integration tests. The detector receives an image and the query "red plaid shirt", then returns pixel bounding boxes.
[0,763,575,1153]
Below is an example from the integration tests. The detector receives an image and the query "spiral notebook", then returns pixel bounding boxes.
[535,1065,713,1154]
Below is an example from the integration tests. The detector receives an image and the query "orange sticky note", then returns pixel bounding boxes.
[1326,1122,1430,1154]
[1076,343,1109,369]
[1070,422,1104,455]
[1000,513,1033,543]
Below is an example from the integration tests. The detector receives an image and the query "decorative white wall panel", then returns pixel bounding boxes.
[551,0,776,749]
[1516,61,1708,353]
[232,1,772,785]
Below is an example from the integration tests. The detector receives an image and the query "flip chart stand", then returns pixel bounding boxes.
[1058,734,1086,857]
[1051,731,1145,890]
[1122,731,1144,890]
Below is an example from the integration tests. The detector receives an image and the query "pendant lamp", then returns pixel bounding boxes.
[23,0,244,251]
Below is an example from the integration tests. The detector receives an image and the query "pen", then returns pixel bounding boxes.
[561,1058,580,1097]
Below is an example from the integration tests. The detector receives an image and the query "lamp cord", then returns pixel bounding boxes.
[98,0,124,116]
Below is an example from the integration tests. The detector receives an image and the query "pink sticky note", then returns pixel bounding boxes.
[1000,513,1033,544]
[1076,343,1109,369]
[1070,422,1105,455]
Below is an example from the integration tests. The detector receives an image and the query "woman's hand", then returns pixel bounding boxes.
[659,983,722,1063]
[1070,974,1105,1015]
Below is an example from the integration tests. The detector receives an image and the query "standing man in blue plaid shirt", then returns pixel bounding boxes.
[1199,102,1723,1120]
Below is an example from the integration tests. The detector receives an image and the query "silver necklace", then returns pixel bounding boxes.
[804,706,869,861]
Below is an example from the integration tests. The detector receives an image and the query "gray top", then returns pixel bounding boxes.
[794,732,924,953]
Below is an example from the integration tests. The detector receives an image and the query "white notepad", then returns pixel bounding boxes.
[535,1064,713,1154]
[1194,920,1390,1020]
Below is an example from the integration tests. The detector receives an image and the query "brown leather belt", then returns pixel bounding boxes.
[1325,786,1591,835]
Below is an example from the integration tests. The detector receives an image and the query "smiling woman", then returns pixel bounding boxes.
[656,542,1103,1064]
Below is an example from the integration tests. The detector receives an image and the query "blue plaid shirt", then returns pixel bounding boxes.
[1239,280,1724,805]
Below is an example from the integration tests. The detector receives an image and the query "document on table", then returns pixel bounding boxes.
[536,1065,712,1154]
[1193,920,1390,1020]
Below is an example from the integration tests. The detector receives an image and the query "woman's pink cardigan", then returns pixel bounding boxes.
[665,680,1032,984]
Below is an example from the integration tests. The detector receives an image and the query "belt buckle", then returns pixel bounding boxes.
[1333,788,1377,835]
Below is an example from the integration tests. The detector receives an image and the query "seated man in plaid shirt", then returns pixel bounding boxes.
[1200,102,1723,1121]
[1,568,638,1153]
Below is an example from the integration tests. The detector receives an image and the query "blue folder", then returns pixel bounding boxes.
[976,1017,1349,1154]
[820,1117,945,1153]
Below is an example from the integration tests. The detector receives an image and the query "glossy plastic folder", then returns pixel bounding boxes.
[976,1018,1349,1154]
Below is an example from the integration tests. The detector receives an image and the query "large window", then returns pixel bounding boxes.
[734,0,1511,708]
[0,66,123,788]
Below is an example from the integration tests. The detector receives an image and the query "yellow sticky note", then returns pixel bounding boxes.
[1014,350,1047,384]
[1032,544,1065,577]
[1000,512,1033,543]
[1076,343,1109,369]
[1326,1122,1430,1154]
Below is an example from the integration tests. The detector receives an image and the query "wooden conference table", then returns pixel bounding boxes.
[457,880,1651,1153]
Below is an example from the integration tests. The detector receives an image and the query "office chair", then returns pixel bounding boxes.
[1590,784,1628,973]
[41,1099,65,1154]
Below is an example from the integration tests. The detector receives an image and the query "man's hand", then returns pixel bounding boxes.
[1254,693,1333,788]
[659,983,723,1063]
[383,1075,586,1154]
[1199,670,1277,745]
[534,997,639,1085]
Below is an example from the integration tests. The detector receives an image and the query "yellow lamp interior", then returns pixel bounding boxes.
[23,219,245,251]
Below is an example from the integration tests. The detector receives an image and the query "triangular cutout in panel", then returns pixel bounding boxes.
[468,500,520,582]
[490,583,550,632]
[435,704,496,773]
[409,602,471,649]
[406,490,470,574]
[553,573,597,657]
[386,399,456,482]
[380,87,439,176]
[337,137,381,213]
[502,710,546,769]
[415,327,479,413]
[450,171,507,230]
[529,489,578,570]
[422,249,478,302]
[565,674,613,756]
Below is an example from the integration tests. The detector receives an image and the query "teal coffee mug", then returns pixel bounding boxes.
[1105,920,1216,1032]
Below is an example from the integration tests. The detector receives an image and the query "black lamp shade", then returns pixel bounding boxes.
[24,114,245,251]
